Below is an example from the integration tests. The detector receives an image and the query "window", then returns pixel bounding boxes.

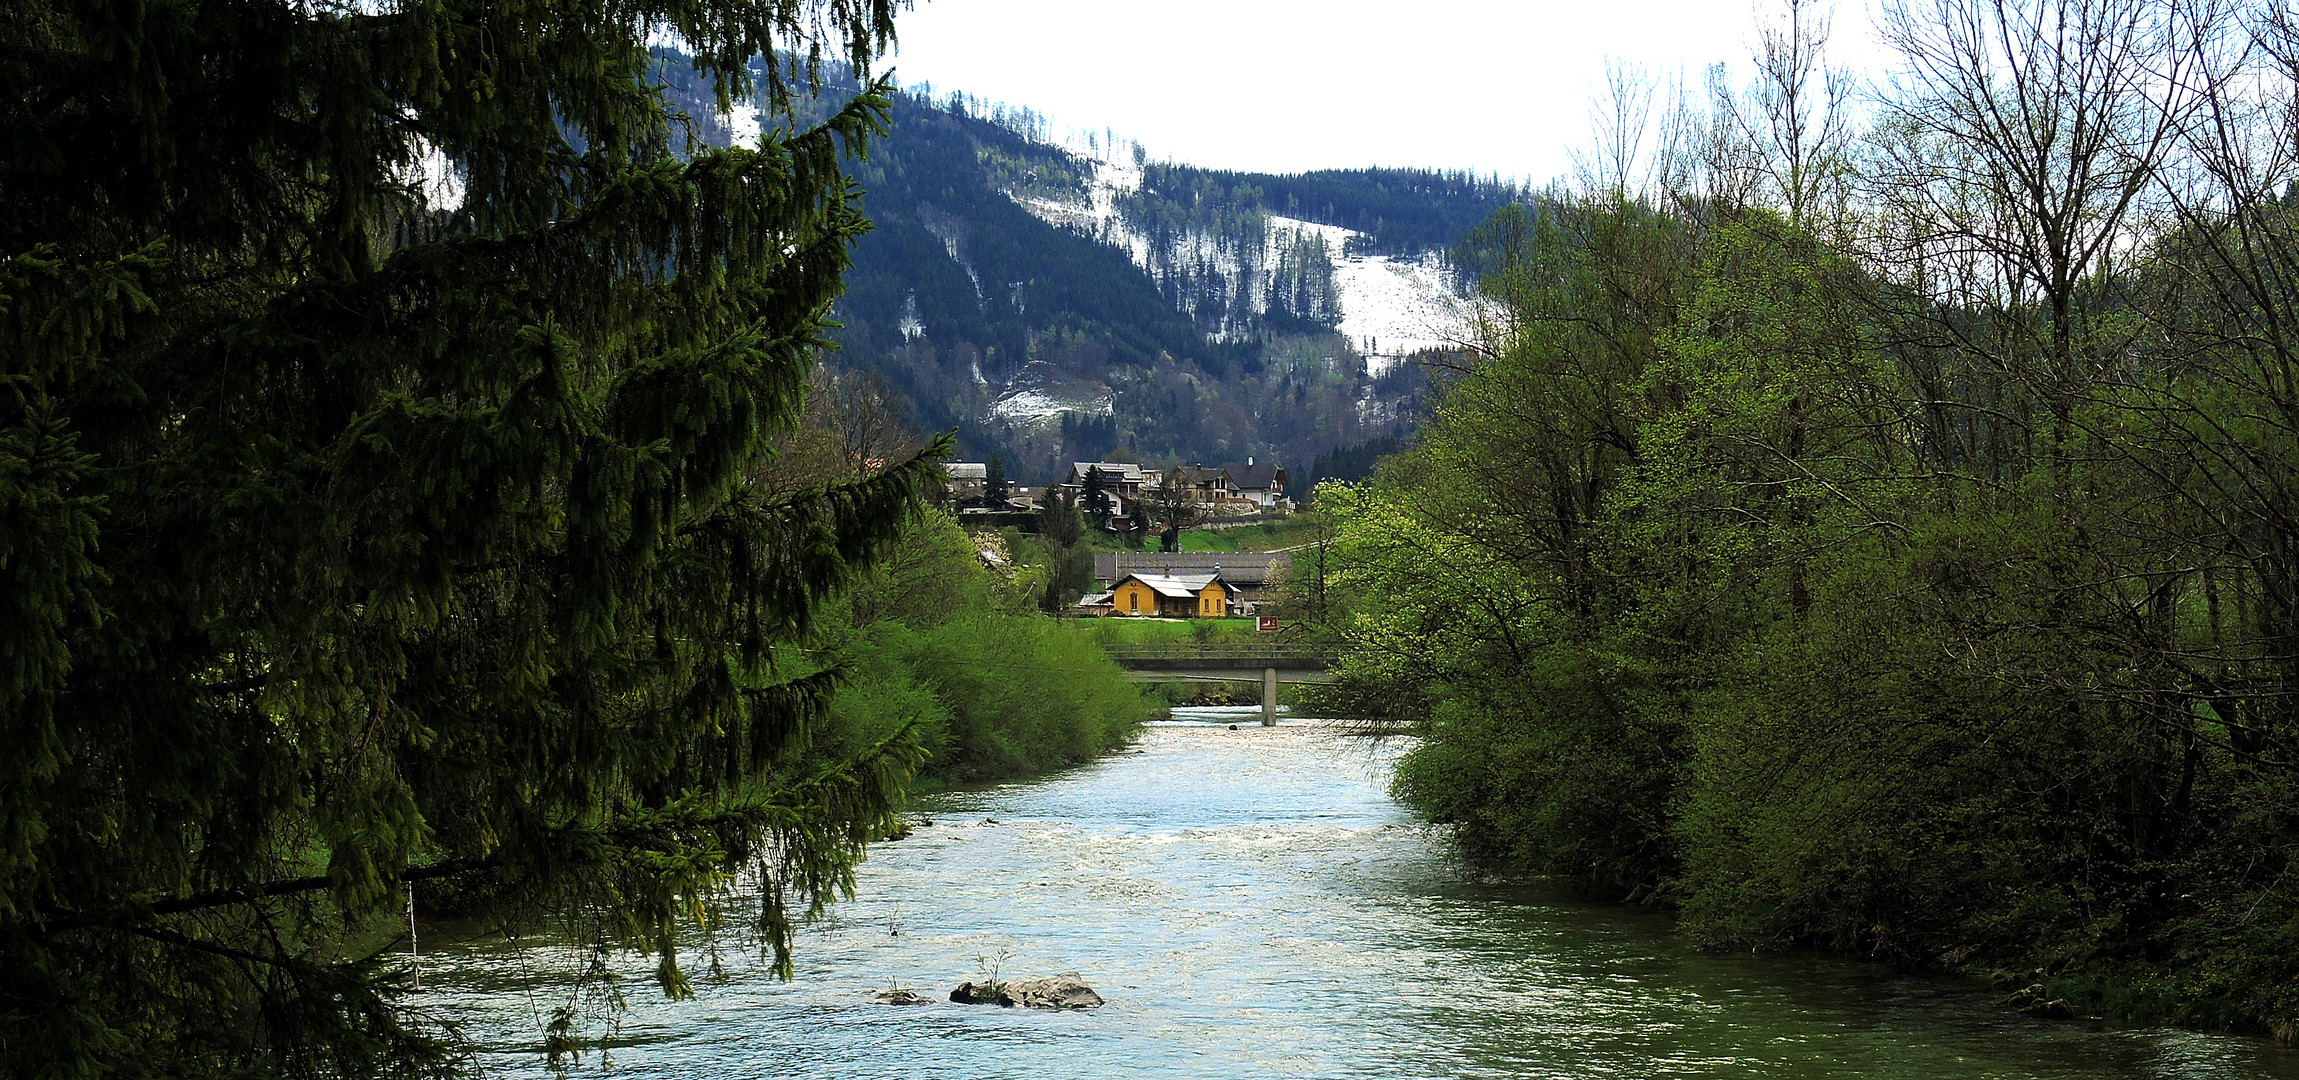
[1129,592,1138,613]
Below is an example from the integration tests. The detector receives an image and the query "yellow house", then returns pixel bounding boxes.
[1109,572,1231,617]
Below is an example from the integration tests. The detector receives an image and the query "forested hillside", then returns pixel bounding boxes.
[1134,164,1524,258]
[1310,0,2299,1036]
[660,60,1481,482]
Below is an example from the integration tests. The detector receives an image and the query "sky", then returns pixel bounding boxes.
[886,0,1898,184]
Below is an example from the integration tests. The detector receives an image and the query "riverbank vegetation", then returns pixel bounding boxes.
[759,369,1155,788]
[1312,0,2299,1037]
[807,513,1153,785]
[1070,616,1265,645]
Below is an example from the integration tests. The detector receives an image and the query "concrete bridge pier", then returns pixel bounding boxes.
[1262,667,1278,726]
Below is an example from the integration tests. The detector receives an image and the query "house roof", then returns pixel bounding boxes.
[1076,591,1114,607]
[1115,571,1223,599]
[1097,551,1290,586]
[944,462,988,481]
[1066,462,1152,486]
[1218,461,1286,490]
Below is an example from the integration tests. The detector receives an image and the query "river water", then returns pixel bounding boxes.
[418,712,2299,1078]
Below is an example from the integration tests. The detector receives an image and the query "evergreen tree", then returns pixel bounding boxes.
[985,451,1010,502]
[1083,468,1112,528]
[0,0,933,1073]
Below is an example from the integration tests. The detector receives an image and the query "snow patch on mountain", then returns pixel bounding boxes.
[1266,215,1473,372]
[985,357,1114,426]
[988,388,1113,424]
[1012,152,1150,264]
[899,293,925,341]
[721,102,762,147]
[1008,147,1476,373]
[917,207,985,306]
[988,391,1070,422]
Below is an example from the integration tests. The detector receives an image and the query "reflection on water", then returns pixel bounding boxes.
[417,710,2299,1078]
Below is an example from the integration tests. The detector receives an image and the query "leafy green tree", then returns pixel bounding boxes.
[1038,487,1086,548]
[1326,196,1693,893]
[1043,541,1099,612]
[1029,488,1093,614]
[0,0,935,1073]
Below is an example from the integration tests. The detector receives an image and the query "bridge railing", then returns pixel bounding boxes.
[1099,643,1346,663]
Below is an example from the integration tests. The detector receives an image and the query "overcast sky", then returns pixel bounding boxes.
[886,0,1897,184]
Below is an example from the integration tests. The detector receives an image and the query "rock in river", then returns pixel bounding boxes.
[950,973,1103,1009]
[870,988,934,1006]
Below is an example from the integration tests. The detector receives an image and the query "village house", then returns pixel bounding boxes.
[1215,458,1290,512]
[1093,551,1289,615]
[1169,465,1256,515]
[1107,571,1233,618]
[1061,461,1156,499]
[943,462,987,498]
[1060,461,1159,530]
[1050,458,1290,537]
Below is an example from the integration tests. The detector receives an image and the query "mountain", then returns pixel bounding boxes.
[659,56,1523,485]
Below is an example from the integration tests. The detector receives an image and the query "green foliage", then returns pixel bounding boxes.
[1316,196,1694,890]
[1319,177,2299,1034]
[820,513,1151,784]
[1038,541,1097,613]
[1072,617,1262,646]
[0,0,942,1073]
[985,452,1010,501]
[1038,487,1087,549]
[875,612,1148,781]
[1174,516,1319,551]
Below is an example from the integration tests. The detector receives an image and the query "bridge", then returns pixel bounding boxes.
[1100,644,1342,726]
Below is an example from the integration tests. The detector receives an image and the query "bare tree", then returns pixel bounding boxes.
[2107,0,2299,731]
[1742,0,1860,228]
[1572,58,1660,202]
[1867,0,2223,398]
[1146,467,1216,552]
[753,363,919,497]
[1658,62,1767,215]
[809,363,912,477]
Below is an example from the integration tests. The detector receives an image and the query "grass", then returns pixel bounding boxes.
[1067,617,1266,645]
[1178,515,1323,552]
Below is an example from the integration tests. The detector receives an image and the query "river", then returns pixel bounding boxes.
[417,711,2299,1078]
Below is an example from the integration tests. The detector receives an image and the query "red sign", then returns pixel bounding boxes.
[1257,616,1279,633]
